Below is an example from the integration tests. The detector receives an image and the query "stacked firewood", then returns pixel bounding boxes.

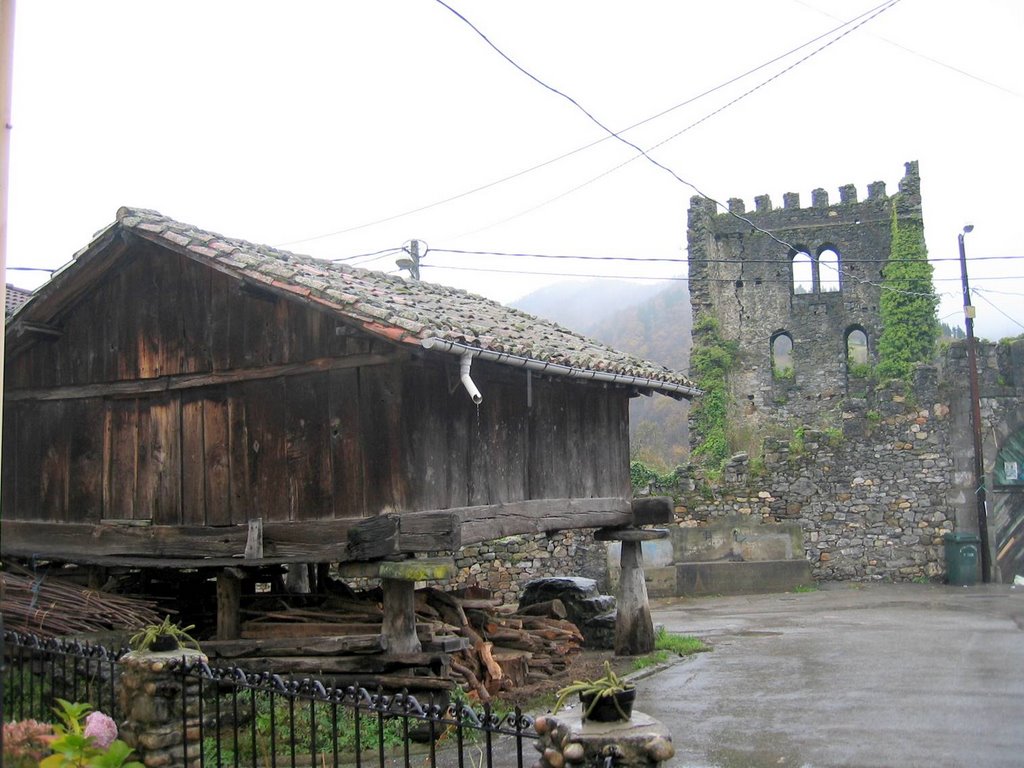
[419,589,583,701]
[0,563,163,637]
[208,586,582,699]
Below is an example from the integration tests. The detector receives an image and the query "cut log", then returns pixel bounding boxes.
[515,599,567,620]
[491,651,530,688]
[477,641,504,683]
[450,658,489,702]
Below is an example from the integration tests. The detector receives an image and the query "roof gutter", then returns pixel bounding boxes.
[421,337,702,400]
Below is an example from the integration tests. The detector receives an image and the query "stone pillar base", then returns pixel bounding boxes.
[533,709,675,767]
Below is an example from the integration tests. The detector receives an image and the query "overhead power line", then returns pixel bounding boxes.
[453,0,903,240]
[973,289,1024,333]
[434,0,928,299]
[422,261,1019,285]
[793,0,1024,99]
[276,0,900,248]
[428,247,1024,266]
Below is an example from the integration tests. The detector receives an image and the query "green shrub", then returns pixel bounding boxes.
[847,361,873,379]
[877,208,939,376]
[689,317,739,470]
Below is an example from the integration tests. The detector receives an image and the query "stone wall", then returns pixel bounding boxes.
[451,530,609,603]
[660,342,1024,583]
[671,382,955,581]
[687,162,922,432]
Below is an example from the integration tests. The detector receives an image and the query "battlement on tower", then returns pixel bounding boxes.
[687,162,924,433]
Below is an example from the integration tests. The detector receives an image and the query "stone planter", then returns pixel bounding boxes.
[581,688,636,722]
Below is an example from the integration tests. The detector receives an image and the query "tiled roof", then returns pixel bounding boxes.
[113,207,699,397]
[5,284,33,317]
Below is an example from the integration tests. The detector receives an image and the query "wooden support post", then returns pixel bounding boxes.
[595,527,668,656]
[379,557,455,655]
[216,568,244,641]
[382,578,420,654]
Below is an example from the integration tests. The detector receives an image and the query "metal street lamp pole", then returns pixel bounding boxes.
[958,224,991,582]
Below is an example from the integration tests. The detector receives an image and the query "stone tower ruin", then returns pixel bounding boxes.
[687,161,922,432]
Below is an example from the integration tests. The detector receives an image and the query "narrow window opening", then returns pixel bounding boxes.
[819,247,842,292]
[846,327,870,380]
[771,332,794,380]
[791,251,814,294]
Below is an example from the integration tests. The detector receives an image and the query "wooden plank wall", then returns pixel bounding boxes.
[3,243,633,533]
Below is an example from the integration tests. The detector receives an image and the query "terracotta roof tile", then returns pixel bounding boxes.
[115,207,699,396]
[5,284,33,317]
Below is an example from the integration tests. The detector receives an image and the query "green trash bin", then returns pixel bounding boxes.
[944,532,980,586]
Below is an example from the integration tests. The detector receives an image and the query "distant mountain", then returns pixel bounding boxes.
[511,279,693,470]
[512,280,668,334]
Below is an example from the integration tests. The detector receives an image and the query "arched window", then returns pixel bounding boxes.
[818,247,842,292]
[771,331,794,380]
[791,251,814,295]
[846,328,868,364]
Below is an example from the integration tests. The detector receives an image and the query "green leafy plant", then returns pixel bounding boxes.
[40,699,143,768]
[877,207,939,379]
[629,460,678,491]
[792,584,818,593]
[552,660,635,720]
[129,616,200,652]
[201,691,405,763]
[773,366,794,381]
[847,361,873,380]
[653,627,709,655]
[632,650,671,670]
[689,317,740,471]
[824,427,844,447]
[790,426,806,456]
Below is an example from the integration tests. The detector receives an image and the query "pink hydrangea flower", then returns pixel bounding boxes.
[84,711,118,749]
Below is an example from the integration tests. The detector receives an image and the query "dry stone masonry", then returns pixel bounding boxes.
[683,162,1024,584]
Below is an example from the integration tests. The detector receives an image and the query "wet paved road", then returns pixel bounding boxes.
[637,583,1024,768]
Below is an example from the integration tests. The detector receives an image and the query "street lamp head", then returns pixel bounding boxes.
[963,224,974,234]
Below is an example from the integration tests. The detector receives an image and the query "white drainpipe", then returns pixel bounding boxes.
[422,337,702,399]
[459,353,483,404]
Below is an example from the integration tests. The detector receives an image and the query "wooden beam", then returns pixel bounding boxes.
[0,517,359,562]
[399,512,462,553]
[630,496,675,525]
[244,518,264,560]
[594,527,669,542]
[4,353,401,403]
[216,570,242,640]
[346,514,399,560]
[346,512,462,561]
[202,634,385,658]
[453,497,631,544]
[2,497,631,566]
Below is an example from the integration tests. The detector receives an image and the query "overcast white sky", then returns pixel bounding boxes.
[7,0,1024,339]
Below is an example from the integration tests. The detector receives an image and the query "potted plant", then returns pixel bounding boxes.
[552,660,636,722]
[129,616,200,653]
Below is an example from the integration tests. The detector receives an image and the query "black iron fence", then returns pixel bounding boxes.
[1,625,124,723]
[3,627,537,768]
[176,658,536,768]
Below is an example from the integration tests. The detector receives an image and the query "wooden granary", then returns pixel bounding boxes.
[2,207,698,653]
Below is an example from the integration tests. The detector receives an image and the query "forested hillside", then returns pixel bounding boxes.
[512,279,693,469]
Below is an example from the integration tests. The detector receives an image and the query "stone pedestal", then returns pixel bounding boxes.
[379,557,455,654]
[595,528,668,655]
[533,710,675,767]
[118,648,206,768]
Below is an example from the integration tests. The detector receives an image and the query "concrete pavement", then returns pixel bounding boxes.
[638,583,1024,768]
